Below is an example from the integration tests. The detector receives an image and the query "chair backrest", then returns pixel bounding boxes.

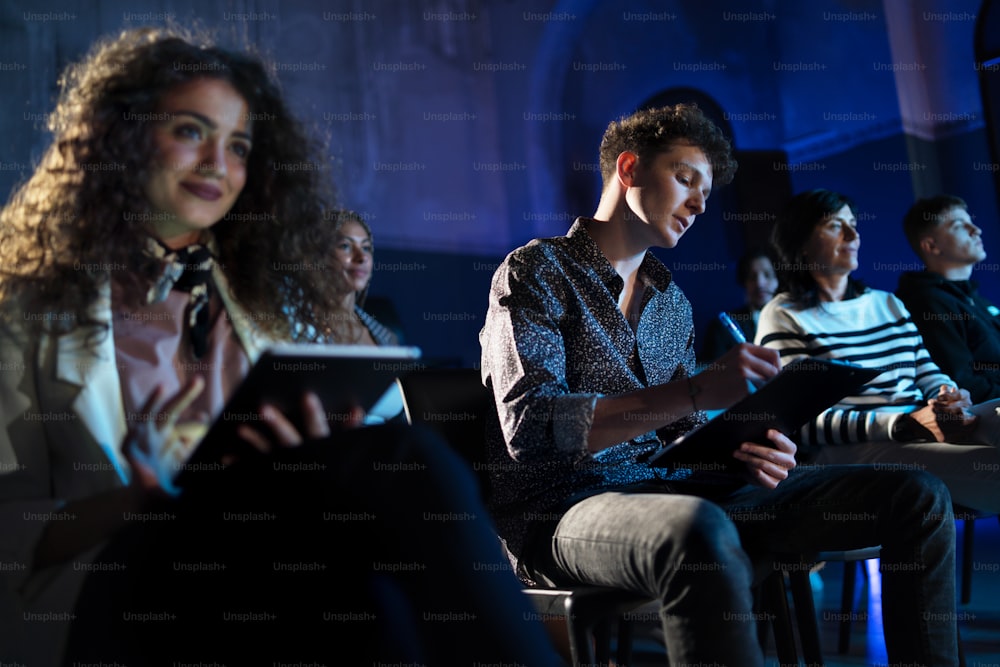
[395,368,494,498]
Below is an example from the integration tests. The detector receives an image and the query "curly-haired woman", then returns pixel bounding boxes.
[0,27,559,667]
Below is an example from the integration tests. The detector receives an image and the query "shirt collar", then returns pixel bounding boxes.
[566,218,674,296]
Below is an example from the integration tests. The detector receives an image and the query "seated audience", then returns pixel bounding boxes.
[757,188,1000,515]
[0,27,561,666]
[480,104,961,666]
[699,246,779,362]
[896,195,1000,403]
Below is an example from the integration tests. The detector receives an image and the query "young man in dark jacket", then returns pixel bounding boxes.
[897,195,1000,403]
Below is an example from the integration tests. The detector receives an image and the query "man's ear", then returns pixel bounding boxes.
[919,236,939,259]
[616,151,639,187]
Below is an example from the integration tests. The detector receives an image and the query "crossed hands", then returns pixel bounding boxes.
[905,385,979,443]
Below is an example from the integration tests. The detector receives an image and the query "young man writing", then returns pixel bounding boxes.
[480,104,959,665]
[897,195,1000,403]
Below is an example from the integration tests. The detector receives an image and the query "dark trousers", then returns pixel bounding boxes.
[66,423,563,666]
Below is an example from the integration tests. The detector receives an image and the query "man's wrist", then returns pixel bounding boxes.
[686,376,701,413]
[890,413,935,443]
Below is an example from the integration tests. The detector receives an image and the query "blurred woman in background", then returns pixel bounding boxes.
[329,209,400,346]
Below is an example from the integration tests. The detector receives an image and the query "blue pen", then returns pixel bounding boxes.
[717,312,757,394]
[717,311,747,344]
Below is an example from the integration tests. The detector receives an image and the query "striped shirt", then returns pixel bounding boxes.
[756,289,955,445]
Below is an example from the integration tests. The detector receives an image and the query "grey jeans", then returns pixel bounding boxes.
[523,465,957,667]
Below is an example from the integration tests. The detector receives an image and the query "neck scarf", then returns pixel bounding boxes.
[147,239,215,359]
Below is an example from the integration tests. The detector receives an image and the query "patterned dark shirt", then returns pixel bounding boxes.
[480,219,721,582]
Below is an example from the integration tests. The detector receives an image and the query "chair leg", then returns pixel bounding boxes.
[962,518,974,605]
[593,619,612,665]
[564,595,640,667]
[763,571,800,666]
[838,561,857,655]
[755,587,773,656]
[563,598,596,667]
[615,618,634,666]
[789,568,824,666]
[958,622,967,667]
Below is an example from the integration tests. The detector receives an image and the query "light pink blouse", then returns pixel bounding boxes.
[112,286,250,431]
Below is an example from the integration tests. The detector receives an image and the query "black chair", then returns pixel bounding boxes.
[773,538,973,664]
[813,505,995,660]
[395,367,653,666]
[767,546,882,664]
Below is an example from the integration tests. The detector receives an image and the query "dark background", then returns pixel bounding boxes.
[3,0,999,367]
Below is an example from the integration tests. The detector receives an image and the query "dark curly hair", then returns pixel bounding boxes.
[0,26,353,342]
[770,189,866,309]
[598,103,738,189]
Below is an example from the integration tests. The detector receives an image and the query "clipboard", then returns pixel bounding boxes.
[175,343,423,486]
[645,357,882,471]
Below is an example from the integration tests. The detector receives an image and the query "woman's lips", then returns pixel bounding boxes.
[347,269,370,281]
[181,182,223,201]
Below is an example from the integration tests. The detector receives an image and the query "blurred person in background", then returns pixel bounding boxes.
[699,245,779,363]
[328,209,400,347]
